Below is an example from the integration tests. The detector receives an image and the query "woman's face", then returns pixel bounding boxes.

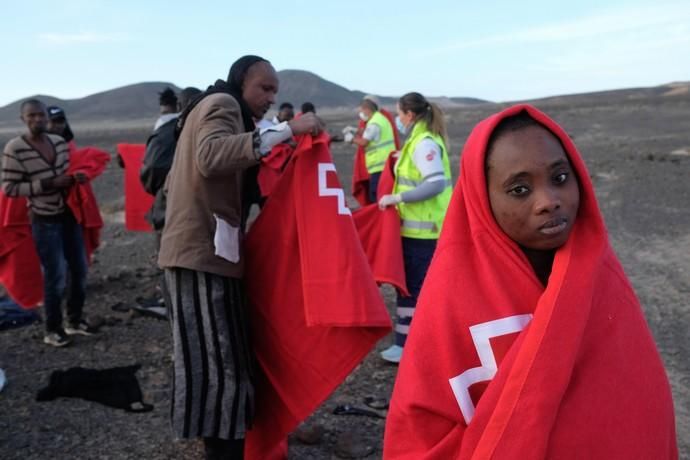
[486,124,580,251]
[396,103,415,128]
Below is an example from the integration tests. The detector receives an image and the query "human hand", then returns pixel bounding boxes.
[73,172,89,184]
[50,174,76,189]
[378,194,402,210]
[288,113,324,136]
[344,132,354,143]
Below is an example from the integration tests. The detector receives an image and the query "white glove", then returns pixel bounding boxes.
[378,194,402,210]
[344,132,354,143]
[342,125,358,135]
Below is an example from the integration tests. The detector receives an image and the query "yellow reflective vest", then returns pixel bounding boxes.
[364,111,396,174]
[393,121,452,239]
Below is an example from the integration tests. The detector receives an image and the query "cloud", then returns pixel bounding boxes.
[37,32,126,45]
[424,3,690,55]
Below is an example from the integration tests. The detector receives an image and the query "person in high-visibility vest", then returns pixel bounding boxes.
[348,95,397,203]
[378,92,453,363]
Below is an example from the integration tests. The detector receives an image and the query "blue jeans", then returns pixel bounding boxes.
[31,212,88,333]
[368,172,381,204]
[395,237,437,347]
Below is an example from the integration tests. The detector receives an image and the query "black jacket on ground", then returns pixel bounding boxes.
[36,365,153,412]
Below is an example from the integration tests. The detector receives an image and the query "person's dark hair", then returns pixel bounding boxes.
[301,102,315,114]
[177,55,269,139]
[486,110,560,158]
[398,92,447,143]
[158,87,178,108]
[485,110,570,178]
[279,102,294,111]
[361,99,378,112]
[20,99,44,114]
[178,87,202,112]
[227,55,270,93]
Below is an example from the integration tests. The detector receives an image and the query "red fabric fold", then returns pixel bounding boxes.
[244,133,391,459]
[0,221,42,308]
[353,152,407,294]
[117,143,153,232]
[384,104,677,459]
[352,118,370,206]
[257,142,294,198]
[67,146,110,259]
[352,204,408,296]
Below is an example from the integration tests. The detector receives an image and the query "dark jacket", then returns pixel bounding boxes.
[140,117,177,230]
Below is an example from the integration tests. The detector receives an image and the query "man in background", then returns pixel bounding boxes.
[1,99,94,347]
[273,102,294,124]
[347,95,397,202]
[138,86,201,315]
[46,106,75,146]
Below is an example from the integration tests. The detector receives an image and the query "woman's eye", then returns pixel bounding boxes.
[508,185,529,196]
[554,172,568,184]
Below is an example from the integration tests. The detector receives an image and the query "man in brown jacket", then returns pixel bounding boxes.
[158,55,321,460]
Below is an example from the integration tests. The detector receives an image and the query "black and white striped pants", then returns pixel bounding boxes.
[165,268,254,441]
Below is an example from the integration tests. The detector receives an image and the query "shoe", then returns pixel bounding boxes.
[132,304,167,320]
[43,331,71,347]
[380,344,403,363]
[64,320,98,336]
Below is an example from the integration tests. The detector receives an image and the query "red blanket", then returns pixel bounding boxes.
[117,143,153,232]
[244,133,391,459]
[352,109,400,206]
[352,154,407,295]
[257,142,294,198]
[0,222,42,308]
[0,146,109,308]
[67,147,110,258]
[384,104,677,459]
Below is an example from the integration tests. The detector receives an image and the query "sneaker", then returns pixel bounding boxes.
[380,344,403,363]
[64,320,98,336]
[43,331,72,347]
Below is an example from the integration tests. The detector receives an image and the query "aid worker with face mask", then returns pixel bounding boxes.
[347,95,397,203]
[377,91,453,363]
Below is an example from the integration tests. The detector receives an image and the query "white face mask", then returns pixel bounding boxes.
[395,116,407,135]
[358,111,369,122]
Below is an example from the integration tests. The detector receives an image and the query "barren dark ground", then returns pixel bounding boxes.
[1,93,689,459]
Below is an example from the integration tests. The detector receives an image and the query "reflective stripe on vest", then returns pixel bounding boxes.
[402,219,438,231]
[365,139,395,153]
[396,177,453,188]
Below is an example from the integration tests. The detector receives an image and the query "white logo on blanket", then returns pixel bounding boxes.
[449,314,533,424]
[318,163,351,216]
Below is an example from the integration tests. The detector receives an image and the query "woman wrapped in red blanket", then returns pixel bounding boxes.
[384,104,677,459]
